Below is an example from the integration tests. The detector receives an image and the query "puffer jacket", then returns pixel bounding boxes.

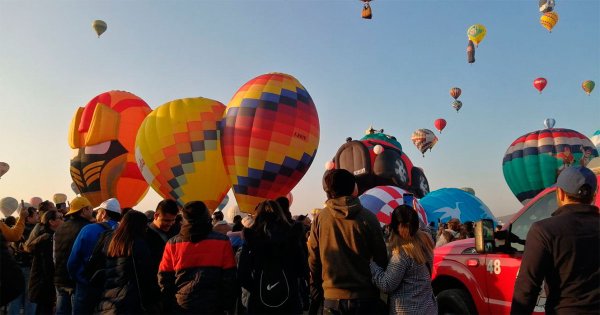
[27,226,55,304]
[95,236,159,314]
[53,215,90,288]
[158,229,237,314]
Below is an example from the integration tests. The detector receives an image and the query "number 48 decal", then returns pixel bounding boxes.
[487,259,501,274]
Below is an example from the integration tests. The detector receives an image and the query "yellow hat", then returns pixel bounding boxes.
[67,196,92,216]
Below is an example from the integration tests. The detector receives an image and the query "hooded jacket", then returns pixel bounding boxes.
[308,196,388,300]
[53,215,90,288]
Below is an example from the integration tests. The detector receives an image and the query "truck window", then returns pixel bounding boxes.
[510,191,557,252]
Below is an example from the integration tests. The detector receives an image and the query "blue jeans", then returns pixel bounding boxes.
[55,287,74,315]
[7,266,36,315]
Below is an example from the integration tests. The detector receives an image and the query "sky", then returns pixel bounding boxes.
[0,0,598,219]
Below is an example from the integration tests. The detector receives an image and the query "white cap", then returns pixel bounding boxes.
[98,198,121,214]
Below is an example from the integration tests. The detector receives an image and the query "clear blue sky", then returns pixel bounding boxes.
[1,0,598,218]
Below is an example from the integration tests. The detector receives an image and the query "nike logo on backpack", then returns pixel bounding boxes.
[266,282,279,290]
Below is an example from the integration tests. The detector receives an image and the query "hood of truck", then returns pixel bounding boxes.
[434,238,476,256]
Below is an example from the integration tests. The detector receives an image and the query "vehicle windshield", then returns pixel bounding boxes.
[509,191,557,252]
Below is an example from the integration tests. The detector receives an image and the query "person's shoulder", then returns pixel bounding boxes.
[206,231,230,241]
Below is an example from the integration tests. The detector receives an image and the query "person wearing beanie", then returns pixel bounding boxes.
[158,201,237,314]
[512,166,599,314]
[308,169,388,314]
[52,196,94,315]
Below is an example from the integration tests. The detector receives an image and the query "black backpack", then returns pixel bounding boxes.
[256,259,291,309]
[82,223,112,286]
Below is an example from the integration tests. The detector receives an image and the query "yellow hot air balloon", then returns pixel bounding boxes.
[92,20,107,37]
[467,24,487,47]
[135,97,231,210]
[540,12,559,32]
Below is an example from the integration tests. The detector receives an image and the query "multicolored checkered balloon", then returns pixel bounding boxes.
[221,73,320,213]
[135,98,231,210]
[359,185,428,227]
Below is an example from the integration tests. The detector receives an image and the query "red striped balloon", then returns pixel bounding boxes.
[450,87,461,100]
[359,185,428,226]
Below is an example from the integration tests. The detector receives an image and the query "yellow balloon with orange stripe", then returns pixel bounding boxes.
[540,11,559,32]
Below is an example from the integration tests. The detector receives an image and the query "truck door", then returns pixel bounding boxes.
[484,191,557,314]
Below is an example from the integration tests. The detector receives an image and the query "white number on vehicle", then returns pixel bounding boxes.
[487,259,501,275]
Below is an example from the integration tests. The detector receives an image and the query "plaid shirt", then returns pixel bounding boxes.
[370,251,437,315]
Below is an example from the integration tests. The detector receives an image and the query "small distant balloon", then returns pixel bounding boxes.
[30,197,43,208]
[1,197,19,217]
[533,77,547,93]
[459,187,475,195]
[71,182,80,195]
[450,87,462,100]
[411,129,438,157]
[0,162,9,179]
[361,0,372,19]
[92,20,107,37]
[467,40,475,64]
[539,0,555,13]
[434,119,447,133]
[582,80,595,95]
[452,100,463,113]
[467,24,487,47]
[53,193,68,205]
[540,12,558,32]
[544,118,555,129]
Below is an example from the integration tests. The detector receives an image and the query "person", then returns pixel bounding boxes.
[53,196,94,315]
[308,169,388,314]
[212,210,232,235]
[7,207,39,315]
[26,210,64,315]
[511,166,599,314]
[68,198,121,314]
[0,205,27,242]
[232,214,243,232]
[435,218,461,247]
[370,205,437,314]
[96,210,160,314]
[146,199,179,288]
[0,206,28,307]
[238,200,305,314]
[144,210,155,223]
[158,201,237,314]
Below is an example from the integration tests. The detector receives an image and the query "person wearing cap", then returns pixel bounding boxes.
[308,169,388,314]
[53,196,94,315]
[158,201,237,314]
[68,198,121,314]
[511,166,599,315]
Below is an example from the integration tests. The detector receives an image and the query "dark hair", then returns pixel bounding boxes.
[388,205,432,264]
[252,200,290,239]
[105,210,122,222]
[155,199,179,216]
[27,207,37,218]
[41,210,60,227]
[233,215,242,223]
[322,169,356,199]
[390,205,419,239]
[38,200,54,213]
[181,201,212,242]
[107,210,148,257]
[213,211,224,221]
[275,196,292,221]
[121,207,134,217]
[565,184,595,204]
[4,216,16,227]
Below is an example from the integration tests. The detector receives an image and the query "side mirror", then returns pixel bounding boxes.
[475,219,495,253]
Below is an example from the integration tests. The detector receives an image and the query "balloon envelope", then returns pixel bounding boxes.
[218,194,230,211]
[467,40,475,64]
[582,80,595,95]
[30,197,43,208]
[221,73,320,213]
[136,97,231,210]
[359,186,428,227]
[449,87,461,100]
[503,128,599,204]
[467,24,486,46]
[434,119,447,133]
[420,188,496,224]
[459,187,475,195]
[411,129,438,156]
[92,20,107,37]
[540,12,559,32]
[591,130,600,151]
[539,0,555,13]
[69,90,151,208]
[0,197,18,217]
[544,118,555,129]
[0,162,9,179]
[533,77,547,93]
[452,100,463,112]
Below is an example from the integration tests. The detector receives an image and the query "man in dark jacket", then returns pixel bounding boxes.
[511,166,599,315]
[146,199,179,278]
[53,196,93,315]
[308,169,388,314]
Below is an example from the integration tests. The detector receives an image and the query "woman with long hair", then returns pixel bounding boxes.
[370,205,437,314]
[238,200,305,314]
[96,210,159,314]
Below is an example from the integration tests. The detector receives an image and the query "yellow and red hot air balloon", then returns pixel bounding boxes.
[540,11,559,32]
[135,97,231,211]
[361,0,373,19]
[450,87,461,100]
[411,129,438,157]
[69,90,151,208]
[221,73,320,214]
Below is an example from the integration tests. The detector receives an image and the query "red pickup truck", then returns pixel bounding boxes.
[431,169,600,314]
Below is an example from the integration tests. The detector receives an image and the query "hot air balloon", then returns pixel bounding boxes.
[533,77,547,93]
[0,197,18,217]
[540,11,559,32]
[503,128,599,204]
[582,80,595,95]
[30,197,43,208]
[359,186,428,227]
[218,194,230,211]
[467,24,487,47]
[539,0,555,13]
[420,188,496,224]
[221,73,320,214]
[0,162,9,179]
[544,118,556,129]
[135,97,231,210]
[459,187,475,195]
[286,191,294,206]
[452,100,463,113]
[449,87,462,100]
[434,119,447,133]
[591,130,600,151]
[92,20,107,37]
[411,129,438,157]
[467,40,475,64]
[361,0,372,19]
[69,90,151,208]
[71,182,80,195]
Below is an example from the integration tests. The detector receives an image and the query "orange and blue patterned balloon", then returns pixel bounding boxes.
[221,73,320,213]
[135,98,231,210]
